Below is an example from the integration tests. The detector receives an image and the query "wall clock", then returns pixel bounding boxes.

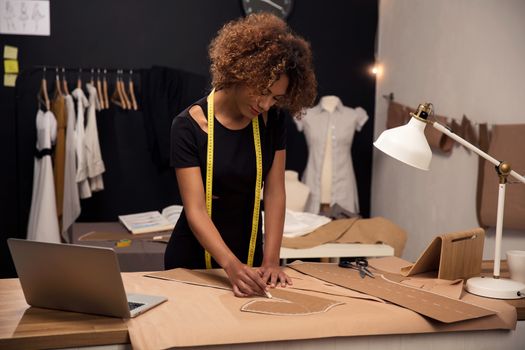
[241,0,294,20]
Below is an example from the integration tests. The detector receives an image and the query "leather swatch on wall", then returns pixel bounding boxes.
[479,124,525,229]
[387,101,454,154]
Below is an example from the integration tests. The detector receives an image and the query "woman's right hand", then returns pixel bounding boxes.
[223,259,269,297]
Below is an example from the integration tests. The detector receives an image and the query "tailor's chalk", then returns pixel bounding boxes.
[264,290,273,299]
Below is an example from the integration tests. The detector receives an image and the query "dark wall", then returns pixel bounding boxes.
[0,0,378,277]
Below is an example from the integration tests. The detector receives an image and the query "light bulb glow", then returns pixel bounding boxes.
[370,63,383,78]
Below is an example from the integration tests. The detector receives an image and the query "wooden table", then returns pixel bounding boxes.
[1,261,522,350]
[0,279,128,350]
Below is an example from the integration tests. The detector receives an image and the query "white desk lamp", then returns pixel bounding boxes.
[374,103,525,299]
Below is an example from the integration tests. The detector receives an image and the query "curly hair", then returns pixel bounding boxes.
[209,13,317,117]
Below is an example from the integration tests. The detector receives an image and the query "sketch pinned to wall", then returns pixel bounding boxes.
[0,0,50,36]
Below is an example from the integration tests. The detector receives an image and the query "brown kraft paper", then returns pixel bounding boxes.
[289,262,494,323]
[125,263,516,350]
[145,268,344,316]
[282,217,407,257]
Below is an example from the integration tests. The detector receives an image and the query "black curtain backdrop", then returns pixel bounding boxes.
[0,0,378,277]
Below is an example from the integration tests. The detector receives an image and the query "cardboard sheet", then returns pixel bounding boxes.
[146,268,231,290]
[282,217,407,256]
[399,278,464,300]
[289,262,495,323]
[146,268,343,315]
[146,268,384,303]
[125,266,516,350]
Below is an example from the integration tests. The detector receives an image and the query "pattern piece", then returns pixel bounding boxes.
[145,268,343,316]
[289,263,495,323]
[241,288,342,316]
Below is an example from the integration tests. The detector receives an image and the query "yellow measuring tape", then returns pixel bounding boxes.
[205,89,262,269]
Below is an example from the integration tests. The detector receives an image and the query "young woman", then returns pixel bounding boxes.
[165,13,317,297]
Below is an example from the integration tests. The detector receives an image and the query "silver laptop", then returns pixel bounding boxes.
[8,238,167,318]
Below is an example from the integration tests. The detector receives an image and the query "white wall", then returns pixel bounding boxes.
[372,0,525,261]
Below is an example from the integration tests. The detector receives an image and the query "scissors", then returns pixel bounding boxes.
[338,257,375,279]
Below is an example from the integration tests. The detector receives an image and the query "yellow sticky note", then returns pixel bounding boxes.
[3,46,18,60]
[4,60,19,74]
[4,74,17,87]
[115,239,132,248]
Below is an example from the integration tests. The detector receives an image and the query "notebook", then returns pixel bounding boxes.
[7,238,167,318]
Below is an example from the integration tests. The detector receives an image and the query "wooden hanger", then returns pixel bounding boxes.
[118,69,132,110]
[76,68,82,90]
[102,69,109,109]
[96,69,105,109]
[89,68,95,87]
[53,67,63,98]
[61,67,70,95]
[128,70,138,111]
[37,68,51,111]
[110,70,126,109]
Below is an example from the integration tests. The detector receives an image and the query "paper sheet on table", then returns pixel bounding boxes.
[125,264,516,350]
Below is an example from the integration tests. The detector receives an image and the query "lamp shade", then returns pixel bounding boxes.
[374,117,432,171]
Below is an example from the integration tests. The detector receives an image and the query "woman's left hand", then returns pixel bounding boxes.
[258,264,293,288]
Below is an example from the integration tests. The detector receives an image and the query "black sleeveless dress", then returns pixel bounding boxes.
[164,96,286,269]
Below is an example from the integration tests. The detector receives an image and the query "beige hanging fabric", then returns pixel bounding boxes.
[51,93,66,227]
[387,101,454,154]
[478,124,525,229]
[281,217,407,257]
[476,123,490,225]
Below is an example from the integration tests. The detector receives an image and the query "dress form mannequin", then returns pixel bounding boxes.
[320,95,339,113]
[284,170,310,212]
[295,95,369,214]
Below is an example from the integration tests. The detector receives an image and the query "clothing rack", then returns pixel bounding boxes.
[34,65,142,74]
[35,65,141,111]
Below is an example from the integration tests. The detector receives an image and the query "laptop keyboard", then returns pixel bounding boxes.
[128,301,145,311]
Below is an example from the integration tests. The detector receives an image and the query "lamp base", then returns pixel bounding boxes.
[466,276,525,299]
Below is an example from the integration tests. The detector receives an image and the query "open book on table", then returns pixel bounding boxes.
[118,205,182,234]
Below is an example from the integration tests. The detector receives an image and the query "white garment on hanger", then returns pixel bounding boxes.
[85,83,105,192]
[295,95,368,214]
[72,87,91,199]
[27,110,60,243]
[61,94,81,239]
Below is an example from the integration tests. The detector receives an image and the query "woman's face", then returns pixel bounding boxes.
[234,74,289,119]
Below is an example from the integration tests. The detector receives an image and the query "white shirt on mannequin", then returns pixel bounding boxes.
[295,95,368,214]
[320,95,339,113]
